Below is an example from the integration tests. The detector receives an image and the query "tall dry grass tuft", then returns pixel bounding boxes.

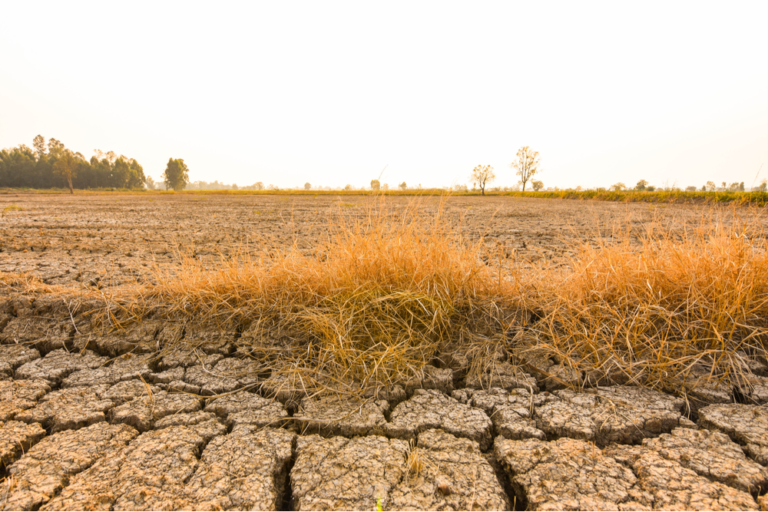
[137,198,514,393]
[60,198,768,397]
[527,213,768,392]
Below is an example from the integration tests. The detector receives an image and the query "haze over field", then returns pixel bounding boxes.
[1,1,767,190]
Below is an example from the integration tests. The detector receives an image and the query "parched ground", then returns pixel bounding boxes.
[2,193,768,510]
[2,327,768,510]
[1,192,758,288]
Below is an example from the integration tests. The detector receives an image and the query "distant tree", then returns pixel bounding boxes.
[727,182,745,192]
[635,180,649,191]
[646,186,656,191]
[685,186,697,192]
[398,182,407,190]
[163,158,190,191]
[145,176,156,190]
[33,135,46,160]
[705,181,716,191]
[381,183,389,191]
[531,180,544,191]
[610,183,626,191]
[757,180,768,192]
[52,149,80,194]
[254,182,265,190]
[511,146,540,191]
[344,184,353,191]
[47,138,65,156]
[113,157,146,188]
[370,179,381,191]
[267,184,279,190]
[470,165,495,196]
[304,182,312,190]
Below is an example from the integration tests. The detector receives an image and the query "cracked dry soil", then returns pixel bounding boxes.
[2,324,768,511]
[3,195,768,510]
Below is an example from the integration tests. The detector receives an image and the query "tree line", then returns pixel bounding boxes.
[0,136,146,192]
[469,146,543,195]
[2,137,761,194]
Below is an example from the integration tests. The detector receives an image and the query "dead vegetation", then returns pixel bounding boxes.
[527,211,768,394]
[3,197,768,400]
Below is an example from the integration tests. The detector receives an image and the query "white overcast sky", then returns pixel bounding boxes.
[1,1,767,189]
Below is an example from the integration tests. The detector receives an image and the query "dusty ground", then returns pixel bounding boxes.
[2,194,768,510]
[1,192,762,289]
[2,338,768,510]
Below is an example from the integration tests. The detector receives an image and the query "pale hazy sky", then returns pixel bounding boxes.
[2,1,767,190]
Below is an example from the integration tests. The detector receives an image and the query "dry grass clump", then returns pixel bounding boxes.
[528,213,768,392]
[9,196,767,398]
[133,198,512,394]
[111,200,768,396]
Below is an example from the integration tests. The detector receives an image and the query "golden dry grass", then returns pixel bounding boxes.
[527,211,768,392]
[128,197,506,394]
[4,196,767,397]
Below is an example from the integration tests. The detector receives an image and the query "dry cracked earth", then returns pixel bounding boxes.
[3,193,764,288]
[2,194,768,510]
[2,294,768,510]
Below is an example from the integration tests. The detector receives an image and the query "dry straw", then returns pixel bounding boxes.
[135,197,510,395]
[4,197,767,397]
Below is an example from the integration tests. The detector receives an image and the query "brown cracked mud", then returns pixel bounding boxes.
[3,194,768,510]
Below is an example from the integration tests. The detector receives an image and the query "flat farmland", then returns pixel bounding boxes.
[3,193,768,510]
[1,192,757,289]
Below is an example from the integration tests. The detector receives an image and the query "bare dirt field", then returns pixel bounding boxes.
[1,192,757,289]
[2,193,768,510]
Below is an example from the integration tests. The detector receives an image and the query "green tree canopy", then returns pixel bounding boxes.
[0,135,145,190]
[163,158,190,191]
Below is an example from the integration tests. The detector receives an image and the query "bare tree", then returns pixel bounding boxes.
[304,182,312,190]
[469,165,495,196]
[52,149,82,194]
[511,146,540,191]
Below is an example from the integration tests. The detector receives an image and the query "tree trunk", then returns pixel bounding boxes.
[67,177,74,194]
